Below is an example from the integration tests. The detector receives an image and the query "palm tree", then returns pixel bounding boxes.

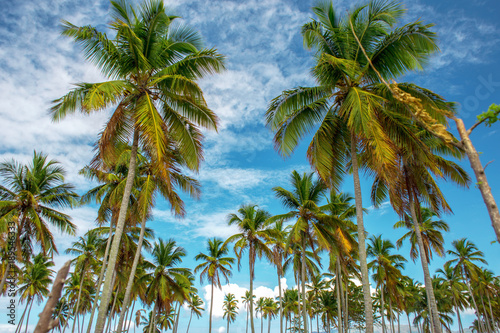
[265,3,441,331]
[272,171,331,333]
[367,235,406,333]
[51,1,225,331]
[267,220,291,333]
[16,254,55,333]
[194,238,234,333]
[146,238,191,333]
[223,293,239,333]
[186,294,204,333]
[256,297,267,333]
[226,204,273,333]
[242,290,256,333]
[447,238,488,332]
[262,297,278,333]
[65,231,103,333]
[394,208,449,263]
[0,151,78,264]
[436,262,468,333]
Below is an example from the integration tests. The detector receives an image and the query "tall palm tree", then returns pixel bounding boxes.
[51,1,225,331]
[226,204,273,333]
[447,238,488,332]
[272,171,331,333]
[146,238,191,333]
[367,235,406,333]
[267,220,291,333]
[65,231,103,333]
[435,262,468,333]
[16,254,55,333]
[242,290,256,333]
[0,151,78,264]
[265,3,441,331]
[186,293,204,333]
[223,293,239,333]
[194,238,234,333]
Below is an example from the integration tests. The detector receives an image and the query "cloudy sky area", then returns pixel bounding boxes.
[1,0,500,332]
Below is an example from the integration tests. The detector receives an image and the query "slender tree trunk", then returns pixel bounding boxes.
[486,293,496,332]
[87,221,114,333]
[23,299,34,333]
[116,216,147,333]
[407,313,412,333]
[466,278,486,333]
[301,237,308,333]
[268,315,271,333]
[317,311,320,333]
[16,299,30,333]
[186,310,193,333]
[126,300,136,333]
[261,312,264,333]
[95,129,139,333]
[350,135,374,333]
[227,318,230,333]
[82,314,86,333]
[389,297,395,333]
[454,302,464,333]
[210,281,214,333]
[480,296,492,333]
[454,118,500,243]
[336,266,344,333]
[148,304,157,333]
[174,302,181,333]
[250,243,256,333]
[0,262,10,295]
[72,266,87,333]
[278,268,283,333]
[407,189,441,333]
[246,302,250,333]
[397,312,400,333]
[345,273,349,333]
[106,285,120,333]
[381,287,387,333]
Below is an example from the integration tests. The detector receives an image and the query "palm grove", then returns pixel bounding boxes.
[0,0,499,333]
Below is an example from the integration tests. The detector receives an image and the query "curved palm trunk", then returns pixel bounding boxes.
[407,190,441,333]
[16,299,30,333]
[72,266,87,333]
[87,221,114,333]
[454,118,500,243]
[95,129,139,333]
[381,287,387,333]
[301,237,308,333]
[465,277,486,333]
[116,216,147,333]
[250,243,256,333]
[210,281,214,333]
[350,135,374,333]
[186,310,193,333]
[23,299,35,333]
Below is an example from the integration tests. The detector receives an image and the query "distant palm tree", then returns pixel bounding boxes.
[242,290,256,333]
[447,238,488,332]
[17,254,55,333]
[186,294,204,333]
[226,204,273,333]
[0,151,78,264]
[146,239,191,333]
[256,297,267,333]
[194,238,234,333]
[223,293,239,333]
[262,297,278,333]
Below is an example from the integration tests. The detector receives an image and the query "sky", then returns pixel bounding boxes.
[0,0,499,332]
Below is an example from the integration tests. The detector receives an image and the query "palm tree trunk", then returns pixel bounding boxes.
[407,312,412,333]
[486,293,496,332]
[397,311,400,333]
[210,281,214,333]
[148,304,157,333]
[126,300,136,333]
[480,296,492,333]
[250,243,256,333]
[116,216,147,333]
[381,287,387,333]
[87,221,114,333]
[23,299,35,333]
[350,135,374,333]
[16,299,30,333]
[317,312,320,333]
[454,118,500,243]
[389,296,395,333]
[72,266,87,333]
[246,302,250,333]
[345,273,349,333]
[95,128,139,333]
[261,312,264,333]
[186,310,193,333]
[106,285,120,333]
[407,190,441,333]
[227,317,230,333]
[466,278,486,333]
[454,302,463,333]
[268,315,272,333]
[174,302,182,333]
[336,259,344,333]
[278,268,283,333]
[301,237,308,333]
[0,262,10,294]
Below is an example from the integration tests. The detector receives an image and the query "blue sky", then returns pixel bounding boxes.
[0,0,499,332]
